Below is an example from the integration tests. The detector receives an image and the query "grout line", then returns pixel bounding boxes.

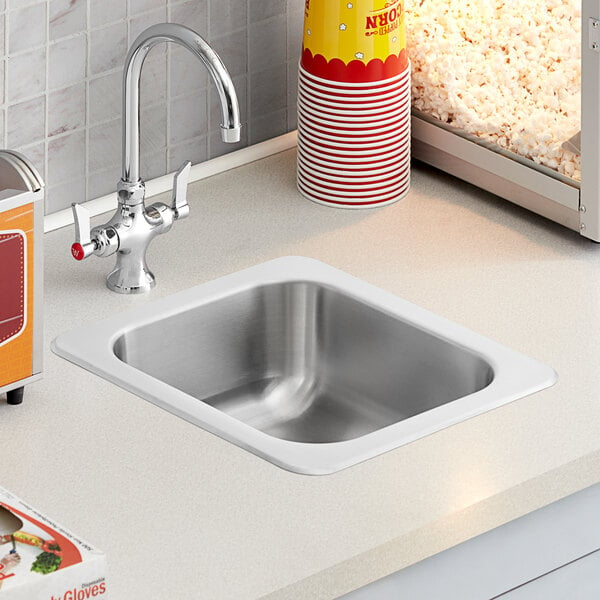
[3,4,8,149]
[6,15,124,62]
[6,0,42,9]
[166,0,171,170]
[206,0,212,157]
[165,1,173,171]
[84,0,91,203]
[2,57,130,113]
[5,42,48,59]
[3,90,47,109]
[205,0,212,158]
[246,0,251,145]
[43,0,49,190]
[285,0,290,132]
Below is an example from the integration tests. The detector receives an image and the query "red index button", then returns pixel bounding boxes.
[71,243,85,261]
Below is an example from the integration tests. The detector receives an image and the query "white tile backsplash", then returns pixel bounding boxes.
[0,60,5,106]
[49,0,86,41]
[90,0,125,29]
[169,0,207,35]
[129,0,166,14]
[48,35,86,89]
[139,148,167,180]
[8,3,46,54]
[45,176,85,214]
[0,14,5,66]
[47,129,85,185]
[169,93,207,145]
[140,103,167,153]
[88,118,122,172]
[7,95,45,147]
[89,70,121,125]
[90,22,127,75]
[7,49,46,102]
[249,0,286,24]
[129,7,168,43]
[167,134,208,172]
[0,0,302,214]
[169,45,208,98]
[209,28,248,78]
[209,0,247,38]
[249,108,287,145]
[48,82,86,137]
[87,165,121,201]
[249,14,287,72]
[250,63,287,118]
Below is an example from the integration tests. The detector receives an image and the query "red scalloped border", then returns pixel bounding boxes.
[301,48,408,83]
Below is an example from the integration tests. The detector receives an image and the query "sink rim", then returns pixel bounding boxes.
[52,256,558,475]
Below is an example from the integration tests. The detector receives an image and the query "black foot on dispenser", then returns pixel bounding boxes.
[6,387,24,405]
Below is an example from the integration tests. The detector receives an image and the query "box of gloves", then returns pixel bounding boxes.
[0,486,107,599]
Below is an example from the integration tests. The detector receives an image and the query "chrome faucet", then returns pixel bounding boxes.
[71,23,242,294]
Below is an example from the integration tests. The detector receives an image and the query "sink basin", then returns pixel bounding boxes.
[52,257,557,474]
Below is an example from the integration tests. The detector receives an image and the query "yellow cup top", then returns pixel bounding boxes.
[303,0,406,66]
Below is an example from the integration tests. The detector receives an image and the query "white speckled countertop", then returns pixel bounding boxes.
[2,149,600,599]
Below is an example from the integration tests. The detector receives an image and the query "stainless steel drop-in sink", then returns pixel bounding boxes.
[52,257,557,474]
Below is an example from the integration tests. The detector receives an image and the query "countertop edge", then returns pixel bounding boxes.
[262,448,600,600]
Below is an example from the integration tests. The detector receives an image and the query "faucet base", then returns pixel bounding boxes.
[107,266,155,294]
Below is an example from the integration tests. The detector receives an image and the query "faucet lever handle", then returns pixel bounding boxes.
[71,203,96,261]
[172,160,192,220]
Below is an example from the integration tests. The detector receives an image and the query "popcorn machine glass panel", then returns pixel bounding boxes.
[404,1,600,241]
[406,0,581,181]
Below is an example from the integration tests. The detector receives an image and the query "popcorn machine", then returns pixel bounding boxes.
[0,151,44,405]
[407,0,600,241]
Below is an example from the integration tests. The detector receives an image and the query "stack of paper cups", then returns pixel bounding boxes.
[297,0,410,208]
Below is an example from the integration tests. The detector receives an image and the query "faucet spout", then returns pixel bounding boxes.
[122,23,242,184]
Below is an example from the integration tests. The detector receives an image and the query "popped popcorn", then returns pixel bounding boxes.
[405,0,581,180]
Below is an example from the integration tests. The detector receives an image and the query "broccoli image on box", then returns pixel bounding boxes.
[0,487,107,599]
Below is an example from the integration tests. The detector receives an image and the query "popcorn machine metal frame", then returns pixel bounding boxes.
[411,0,600,242]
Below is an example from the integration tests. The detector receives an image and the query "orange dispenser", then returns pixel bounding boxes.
[0,151,44,405]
